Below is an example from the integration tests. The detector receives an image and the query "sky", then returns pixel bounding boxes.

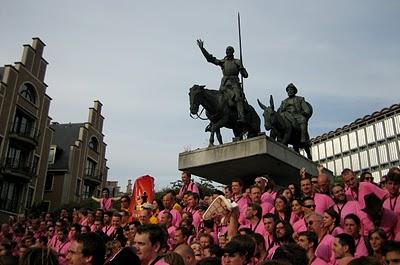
[1,1,399,191]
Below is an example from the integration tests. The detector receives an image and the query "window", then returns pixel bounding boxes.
[351,154,360,172]
[0,181,22,212]
[26,187,34,209]
[12,110,35,137]
[76,179,81,196]
[360,150,369,169]
[83,185,90,199]
[327,161,335,174]
[369,148,378,167]
[88,137,98,152]
[394,114,400,134]
[341,135,349,152]
[32,156,39,175]
[366,125,375,144]
[18,83,36,104]
[384,118,395,138]
[333,138,341,155]
[378,145,388,164]
[311,145,319,161]
[375,122,385,141]
[349,132,357,150]
[335,159,343,176]
[388,141,398,162]
[44,174,53,191]
[326,140,333,158]
[48,146,56,164]
[85,159,97,177]
[318,143,326,160]
[357,128,366,147]
[343,156,351,169]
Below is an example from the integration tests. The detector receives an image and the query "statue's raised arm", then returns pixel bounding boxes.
[197,39,221,65]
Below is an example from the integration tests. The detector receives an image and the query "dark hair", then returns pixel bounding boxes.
[121,195,131,202]
[360,171,373,182]
[344,213,361,227]
[348,256,380,265]
[336,233,356,255]
[273,195,291,222]
[249,203,263,220]
[19,247,59,265]
[162,252,185,265]
[298,231,318,251]
[383,240,400,255]
[252,233,266,248]
[73,232,106,265]
[387,168,400,183]
[324,208,340,227]
[135,224,167,251]
[197,256,221,265]
[272,243,308,265]
[102,188,110,194]
[341,168,354,177]
[71,223,82,233]
[224,235,255,262]
[368,228,387,255]
[176,226,191,239]
[274,220,294,244]
[263,213,275,219]
[231,178,244,187]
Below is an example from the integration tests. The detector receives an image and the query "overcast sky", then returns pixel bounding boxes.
[1,1,399,190]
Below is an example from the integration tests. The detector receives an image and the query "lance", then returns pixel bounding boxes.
[238,12,244,90]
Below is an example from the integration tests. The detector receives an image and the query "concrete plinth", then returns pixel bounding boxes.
[178,134,333,186]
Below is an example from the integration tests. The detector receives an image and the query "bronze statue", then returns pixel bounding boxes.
[189,85,260,147]
[197,39,248,123]
[257,83,313,159]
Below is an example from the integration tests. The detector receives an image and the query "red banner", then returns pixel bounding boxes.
[129,175,155,216]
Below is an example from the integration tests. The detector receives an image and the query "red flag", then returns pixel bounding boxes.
[129,175,155,217]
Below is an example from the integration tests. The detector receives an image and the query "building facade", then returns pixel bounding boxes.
[43,101,108,211]
[0,38,53,220]
[309,104,400,180]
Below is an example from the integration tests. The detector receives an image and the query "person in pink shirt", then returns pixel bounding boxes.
[240,203,268,237]
[177,172,200,200]
[383,168,400,213]
[300,177,334,214]
[359,193,398,240]
[297,231,328,265]
[263,213,276,253]
[158,192,182,228]
[133,224,168,265]
[91,188,121,211]
[290,198,305,226]
[341,168,388,209]
[306,212,336,265]
[343,214,368,257]
[333,233,355,265]
[323,209,344,236]
[368,228,387,263]
[56,228,71,265]
[271,195,292,223]
[248,185,273,216]
[159,211,176,251]
[102,211,115,236]
[331,183,363,227]
[231,178,250,225]
[184,192,202,231]
[255,176,276,205]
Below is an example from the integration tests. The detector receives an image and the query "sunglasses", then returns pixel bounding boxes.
[307,221,314,226]
[311,181,318,184]
[303,204,316,209]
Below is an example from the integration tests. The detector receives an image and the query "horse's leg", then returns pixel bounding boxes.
[306,146,312,160]
[208,131,215,147]
[216,128,223,145]
[282,127,292,145]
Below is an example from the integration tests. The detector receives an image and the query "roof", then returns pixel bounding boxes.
[48,123,84,170]
[312,103,400,142]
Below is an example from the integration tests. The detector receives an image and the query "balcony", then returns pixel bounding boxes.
[0,157,36,181]
[84,168,103,185]
[9,123,40,147]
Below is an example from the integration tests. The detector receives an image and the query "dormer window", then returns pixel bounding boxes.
[88,137,98,151]
[19,83,36,104]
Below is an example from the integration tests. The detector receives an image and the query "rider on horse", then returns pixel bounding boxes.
[197,39,248,123]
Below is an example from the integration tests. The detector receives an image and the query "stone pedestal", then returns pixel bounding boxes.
[178,134,333,186]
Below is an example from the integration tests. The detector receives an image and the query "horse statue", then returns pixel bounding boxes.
[257,95,312,159]
[189,84,261,147]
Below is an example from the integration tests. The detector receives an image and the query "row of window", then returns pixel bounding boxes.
[312,114,400,161]
[319,140,399,176]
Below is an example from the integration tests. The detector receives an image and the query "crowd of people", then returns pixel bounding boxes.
[1,167,400,265]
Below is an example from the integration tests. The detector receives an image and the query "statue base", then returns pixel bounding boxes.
[178,134,333,186]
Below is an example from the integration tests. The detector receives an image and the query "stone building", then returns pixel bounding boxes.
[309,104,400,180]
[0,38,53,220]
[43,101,108,210]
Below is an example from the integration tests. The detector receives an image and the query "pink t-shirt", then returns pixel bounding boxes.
[100,198,113,211]
[354,237,368,258]
[167,226,176,251]
[292,218,307,233]
[102,225,115,236]
[158,209,182,228]
[178,182,199,198]
[383,195,400,240]
[261,191,277,205]
[315,234,335,265]
[240,219,268,237]
[57,240,71,265]
[345,182,388,209]
[332,200,362,227]
[314,193,335,215]
[311,257,328,265]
